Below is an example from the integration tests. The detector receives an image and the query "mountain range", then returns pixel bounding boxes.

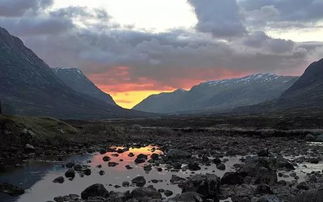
[133,73,298,114]
[0,26,146,119]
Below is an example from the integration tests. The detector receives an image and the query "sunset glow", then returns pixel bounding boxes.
[110,90,174,109]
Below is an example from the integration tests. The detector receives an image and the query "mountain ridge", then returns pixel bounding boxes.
[52,67,116,106]
[133,73,298,114]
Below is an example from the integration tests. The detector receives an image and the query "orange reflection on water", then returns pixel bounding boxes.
[90,145,163,172]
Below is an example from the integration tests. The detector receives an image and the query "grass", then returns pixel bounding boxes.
[0,114,78,142]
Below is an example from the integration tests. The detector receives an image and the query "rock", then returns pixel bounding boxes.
[164,190,173,197]
[170,175,186,184]
[0,183,25,196]
[308,157,320,164]
[188,162,201,171]
[216,163,226,170]
[255,184,273,194]
[170,192,203,202]
[53,176,64,184]
[257,195,282,202]
[151,153,159,160]
[99,149,106,154]
[65,168,75,179]
[315,134,323,142]
[122,181,130,187]
[131,187,162,200]
[293,187,323,202]
[65,162,75,168]
[167,149,191,159]
[83,168,91,176]
[128,152,135,157]
[99,170,105,175]
[125,165,133,169]
[102,156,110,161]
[239,158,277,185]
[143,164,152,171]
[213,158,221,165]
[182,174,220,200]
[254,167,277,185]
[81,184,109,199]
[258,149,269,157]
[132,176,146,187]
[24,144,35,153]
[221,172,244,185]
[305,134,315,141]
[108,162,118,167]
[73,164,82,171]
[296,182,309,190]
[135,154,148,164]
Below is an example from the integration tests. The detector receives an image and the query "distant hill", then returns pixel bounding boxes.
[0,26,146,119]
[133,73,298,114]
[53,67,116,105]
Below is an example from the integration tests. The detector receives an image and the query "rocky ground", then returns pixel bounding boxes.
[1,116,323,202]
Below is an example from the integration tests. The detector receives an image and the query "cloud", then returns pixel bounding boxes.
[239,0,323,29]
[0,0,322,93]
[188,0,246,38]
[0,0,53,17]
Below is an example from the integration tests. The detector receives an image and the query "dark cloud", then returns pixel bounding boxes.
[50,6,110,20]
[0,0,53,17]
[243,31,295,53]
[187,0,246,38]
[0,16,73,36]
[240,0,323,28]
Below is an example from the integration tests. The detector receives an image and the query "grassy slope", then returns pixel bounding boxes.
[0,115,78,142]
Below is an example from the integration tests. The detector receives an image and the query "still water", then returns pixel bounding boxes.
[0,145,241,202]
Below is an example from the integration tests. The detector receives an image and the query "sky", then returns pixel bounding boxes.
[1,0,323,108]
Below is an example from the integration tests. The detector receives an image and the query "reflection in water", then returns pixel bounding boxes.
[0,145,241,202]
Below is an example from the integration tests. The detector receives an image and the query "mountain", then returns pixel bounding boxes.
[53,67,116,105]
[276,58,323,108]
[133,73,298,114]
[0,26,145,119]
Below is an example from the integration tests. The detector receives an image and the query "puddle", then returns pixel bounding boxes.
[0,145,243,202]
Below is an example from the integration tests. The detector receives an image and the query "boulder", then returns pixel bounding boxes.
[216,163,226,170]
[170,175,186,184]
[170,192,203,202]
[131,187,162,200]
[188,162,201,171]
[167,149,191,159]
[181,174,220,200]
[64,168,75,179]
[221,172,244,185]
[81,184,109,199]
[132,176,146,187]
[316,134,323,142]
[53,176,65,184]
[293,187,323,202]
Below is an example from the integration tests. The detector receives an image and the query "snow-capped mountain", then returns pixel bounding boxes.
[133,73,298,114]
[53,67,116,105]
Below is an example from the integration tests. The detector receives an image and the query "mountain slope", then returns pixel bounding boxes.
[0,26,144,119]
[134,73,298,114]
[276,58,323,108]
[53,67,116,105]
